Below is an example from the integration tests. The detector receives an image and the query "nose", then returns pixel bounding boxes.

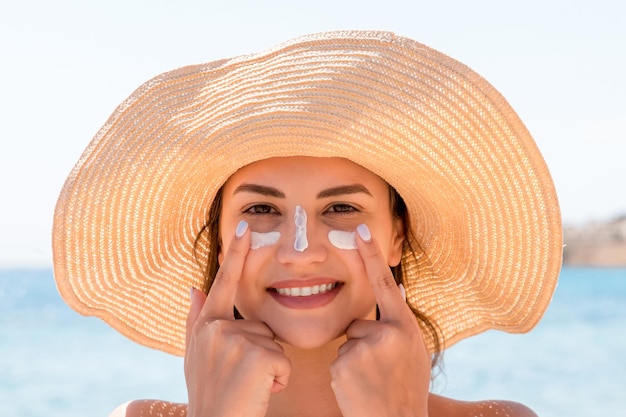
[276,206,327,266]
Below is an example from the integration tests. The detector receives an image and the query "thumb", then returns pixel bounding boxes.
[186,287,207,348]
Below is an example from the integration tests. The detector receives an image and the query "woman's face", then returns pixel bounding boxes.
[219,156,404,349]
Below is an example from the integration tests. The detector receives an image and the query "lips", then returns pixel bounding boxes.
[268,280,343,309]
[274,282,339,297]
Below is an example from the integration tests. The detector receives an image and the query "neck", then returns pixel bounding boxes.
[265,336,345,417]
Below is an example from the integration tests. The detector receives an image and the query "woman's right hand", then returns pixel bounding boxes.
[184,220,291,417]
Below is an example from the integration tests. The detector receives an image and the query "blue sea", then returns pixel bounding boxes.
[1,268,625,416]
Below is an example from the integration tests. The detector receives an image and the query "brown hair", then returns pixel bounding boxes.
[194,185,442,369]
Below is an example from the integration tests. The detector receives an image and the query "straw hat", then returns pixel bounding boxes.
[53,30,562,356]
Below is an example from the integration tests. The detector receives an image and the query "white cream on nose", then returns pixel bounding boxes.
[294,205,308,251]
[327,230,357,250]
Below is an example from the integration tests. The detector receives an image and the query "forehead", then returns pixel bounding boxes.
[223,156,389,194]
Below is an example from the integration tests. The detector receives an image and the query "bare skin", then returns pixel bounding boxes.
[109,157,539,417]
[110,393,538,417]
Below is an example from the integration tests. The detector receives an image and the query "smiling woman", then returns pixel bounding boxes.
[52,31,561,417]
[210,157,404,349]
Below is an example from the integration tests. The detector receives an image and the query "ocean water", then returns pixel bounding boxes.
[1,267,625,416]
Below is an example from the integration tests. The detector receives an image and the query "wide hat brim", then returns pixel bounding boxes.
[53,30,562,355]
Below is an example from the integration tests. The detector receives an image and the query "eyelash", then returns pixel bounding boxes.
[242,203,358,216]
[243,204,280,216]
[325,203,358,214]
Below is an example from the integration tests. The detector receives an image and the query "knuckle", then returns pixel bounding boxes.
[376,325,397,344]
[212,268,237,287]
[245,344,268,361]
[227,237,247,256]
[330,357,348,380]
[376,271,398,290]
[362,325,398,350]
[351,341,371,360]
[193,318,228,340]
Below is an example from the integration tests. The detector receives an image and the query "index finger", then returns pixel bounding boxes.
[200,220,251,321]
[355,223,408,322]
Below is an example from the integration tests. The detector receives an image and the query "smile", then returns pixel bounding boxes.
[274,282,339,297]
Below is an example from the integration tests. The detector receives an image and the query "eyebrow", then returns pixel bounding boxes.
[233,184,285,198]
[316,184,372,199]
[233,183,372,199]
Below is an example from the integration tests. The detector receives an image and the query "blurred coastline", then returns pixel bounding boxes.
[563,214,626,267]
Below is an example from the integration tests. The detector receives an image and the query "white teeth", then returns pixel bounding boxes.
[275,283,338,297]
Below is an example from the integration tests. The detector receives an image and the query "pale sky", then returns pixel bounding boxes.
[1,0,625,267]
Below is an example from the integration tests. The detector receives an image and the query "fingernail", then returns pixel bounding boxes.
[356,224,371,242]
[190,286,195,300]
[236,220,248,238]
[398,283,406,301]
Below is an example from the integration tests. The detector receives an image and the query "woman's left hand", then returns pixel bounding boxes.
[330,225,432,417]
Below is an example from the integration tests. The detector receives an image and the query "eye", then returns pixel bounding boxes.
[243,204,280,216]
[325,203,358,214]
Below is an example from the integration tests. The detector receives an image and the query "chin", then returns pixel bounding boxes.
[269,321,349,351]
[276,331,345,351]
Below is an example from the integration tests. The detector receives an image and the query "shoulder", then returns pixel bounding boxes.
[108,396,537,417]
[428,394,538,417]
[109,400,188,417]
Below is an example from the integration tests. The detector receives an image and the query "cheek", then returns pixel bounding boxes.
[333,248,372,292]
[351,273,378,320]
[374,221,404,267]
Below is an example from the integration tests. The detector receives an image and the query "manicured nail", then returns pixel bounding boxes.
[398,283,406,301]
[236,220,248,238]
[356,224,371,242]
[190,286,195,300]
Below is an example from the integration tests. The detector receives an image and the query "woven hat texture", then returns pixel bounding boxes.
[53,30,562,355]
